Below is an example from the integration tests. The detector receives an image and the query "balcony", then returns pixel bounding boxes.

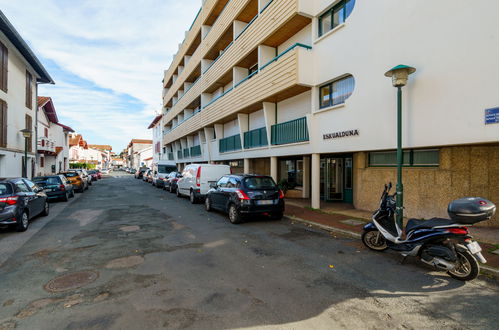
[190,145,202,157]
[244,127,268,149]
[219,134,242,153]
[271,117,308,145]
[37,137,56,154]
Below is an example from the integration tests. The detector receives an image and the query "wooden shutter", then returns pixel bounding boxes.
[0,41,7,93]
[0,99,6,147]
[25,71,32,109]
[25,114,32,152]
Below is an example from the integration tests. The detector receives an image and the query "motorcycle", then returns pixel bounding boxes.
[362,183,496,281]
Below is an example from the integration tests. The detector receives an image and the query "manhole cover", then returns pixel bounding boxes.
[44,270,99,293]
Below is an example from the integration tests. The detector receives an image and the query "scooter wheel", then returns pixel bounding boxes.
[361,229,388,251]
[447,249,479,281]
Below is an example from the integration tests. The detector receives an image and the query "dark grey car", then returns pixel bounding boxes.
[0,178,49,232]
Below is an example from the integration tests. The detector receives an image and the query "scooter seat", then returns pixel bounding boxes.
[406,217,456,233]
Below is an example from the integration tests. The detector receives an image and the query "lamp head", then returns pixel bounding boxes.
[20,128,32,138]
[384,64,416,87]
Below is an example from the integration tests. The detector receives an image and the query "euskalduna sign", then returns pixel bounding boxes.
[323,129,359,140]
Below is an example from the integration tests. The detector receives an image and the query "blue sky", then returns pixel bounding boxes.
[0,0,200,152]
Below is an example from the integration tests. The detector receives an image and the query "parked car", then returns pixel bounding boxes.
[87,170,99,181]
[152,161,178,188]
[205,174,285,224]
[33,175,75,202]
[70,169,92,186]
[0,178,49,231]
[101,168,110,175]
[143,169,153,182]
[176,164,231,203]
[60,171,87,192]
[164,171,182,193]
[135,168,148,179]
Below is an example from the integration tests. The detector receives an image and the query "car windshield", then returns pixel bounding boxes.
[0,183,12,196]
[34,177,60,186]
[63,172,78,177]
[87,170,96,174]
[243,177,277,190]
[158,165,178,173]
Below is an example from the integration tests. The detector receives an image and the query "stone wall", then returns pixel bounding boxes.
[353,145,499,227]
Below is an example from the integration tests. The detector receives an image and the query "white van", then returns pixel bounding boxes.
[176,164,231,203]
[152,160,178,188]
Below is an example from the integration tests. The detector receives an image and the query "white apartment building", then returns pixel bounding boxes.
[0,11,54,178]
[159,0,499,226]
[148,114,165,162]
[36,96,73,176]
[125,139,153,169]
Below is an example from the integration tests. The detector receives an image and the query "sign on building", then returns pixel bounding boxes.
[485,107,499,125]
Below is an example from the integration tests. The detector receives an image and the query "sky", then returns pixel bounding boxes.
[0,0,201,152]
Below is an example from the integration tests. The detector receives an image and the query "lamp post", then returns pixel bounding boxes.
[19,128,33,178]
[384,65,416,230]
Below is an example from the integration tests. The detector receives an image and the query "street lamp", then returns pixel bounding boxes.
[384,64,416,231]
[19,128,33,178]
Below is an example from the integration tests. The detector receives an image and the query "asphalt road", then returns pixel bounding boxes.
[0,173,497,330]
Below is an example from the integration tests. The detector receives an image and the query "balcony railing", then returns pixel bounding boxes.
[37,137,56,153]
[190,145,202,157]
[168,152,174,160]
[271,117,309,145]
[219,134,242,153]
[244,127,268,149]
[183,148,190,158]
[177,150,183,159]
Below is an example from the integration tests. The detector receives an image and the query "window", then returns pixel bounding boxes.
[15,181,29,193]
[248,63,258,75]
[44,127,48,137]
[319,0,355,36]
[25,114,32,152]
[0,99,6,148]
[26,71,33,109]
[319,75,355,108]
[368,149,440,167]
[217,176,229,188]
[0,41,7,93]
[279,159,303,188]
[227,177,240,188]
[40,157,44,167]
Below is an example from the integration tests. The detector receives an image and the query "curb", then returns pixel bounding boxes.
[285,215,361,239]
[285,215,498,279]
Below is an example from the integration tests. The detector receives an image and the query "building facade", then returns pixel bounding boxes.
[36,97,73,176]
[148,114,165,163]
[125,139,153,169]
[0,11,54,178]
[159,0,499,226]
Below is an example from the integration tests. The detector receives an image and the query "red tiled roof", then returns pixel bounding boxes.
[56,123,75,132]
[88,144,113,151]
[144,157,153,161]
[38,96,58,123]
[128,139,152,148]
[148,114,163,129]
[69,134,82,147]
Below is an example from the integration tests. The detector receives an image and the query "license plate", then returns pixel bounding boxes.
[467,241,482,254]
[256,200,273,205]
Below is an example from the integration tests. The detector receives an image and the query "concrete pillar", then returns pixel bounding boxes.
[302,156,310,198]
[311,153,321,209]
[244,158,250,174]
[270,156,278,183]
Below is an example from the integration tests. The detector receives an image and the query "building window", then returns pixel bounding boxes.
[279,159,303,188]
[26,71,33,109]
[25,114,32,152]
[319,75,355,108]
[44,127,48,137]
[0,99,6,148]
[0,41,7,93]
[248,63,258,75]
[40,157,44,167]
[368,149,440,167]
[319,0,355,37]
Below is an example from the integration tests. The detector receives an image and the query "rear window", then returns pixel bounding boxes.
[243,177,277,189]
[158,165,178,173]
[63,172,78,177]
[0,183,12,195]
[34,177,60,185]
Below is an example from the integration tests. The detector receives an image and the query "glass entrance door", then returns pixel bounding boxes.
[322,158,343,201]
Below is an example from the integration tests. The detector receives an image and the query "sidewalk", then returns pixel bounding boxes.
[284,199,499,275]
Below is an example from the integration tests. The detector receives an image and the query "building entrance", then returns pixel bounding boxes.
[320,155,353,203]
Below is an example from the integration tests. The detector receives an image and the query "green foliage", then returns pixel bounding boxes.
[69,162,96,169]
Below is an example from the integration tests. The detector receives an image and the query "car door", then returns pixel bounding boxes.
[24,179,45,215]
[223,177,241,210]
[211,176,228,209]
[15,180,35,217]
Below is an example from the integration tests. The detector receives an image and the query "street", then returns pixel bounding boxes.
[0,173,497,330]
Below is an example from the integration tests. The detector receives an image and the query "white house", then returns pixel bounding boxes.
[36,96,74,176]
[148,114,164,162]
[0,11,54,178]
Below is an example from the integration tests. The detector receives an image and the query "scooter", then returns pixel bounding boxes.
[362,183,496,281]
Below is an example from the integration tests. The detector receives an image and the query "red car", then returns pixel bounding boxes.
[87,170,101,181]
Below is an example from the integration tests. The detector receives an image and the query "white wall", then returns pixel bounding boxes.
[277,91,311,123]
[223,119,239,137]
[277,24,312,54]
[249,109,265,130]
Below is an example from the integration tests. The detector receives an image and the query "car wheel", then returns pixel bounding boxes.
[62,192,69,202]
[16,211,29,232]
[41,201,49,216]
[205,196,212,212]
[169,185,174,193]
[190,190,197,204]
[70,190,75,198]
[228,204,243,224]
